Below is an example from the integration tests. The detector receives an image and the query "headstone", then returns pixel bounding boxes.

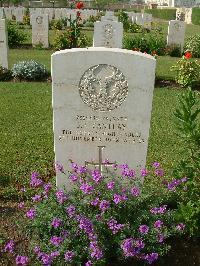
[101,11,118,22]
[167,20,186,53]
[93,12,123,48]
[136,13,144,26]
[185,8,192,24]
[4,8,12,20]
[52,47,156,189]
[0,19,8,69]
[142,13,152,30]
[14,7,24,23]
[32,14,49,48]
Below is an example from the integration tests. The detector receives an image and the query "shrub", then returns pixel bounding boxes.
[118,10,130,31]
[84,21,94,28]
[165,45,182,57]
[13,162,186,265]
[7,22,27,48]
[192,7,200,26]
[0,66,12,81]
[171,52,200,88]
[127,23,143,33]
[123,30,166,56]
[11,60,49,81]
[184,34,200,58]
[145,9,176,21]
[50,19,64,30]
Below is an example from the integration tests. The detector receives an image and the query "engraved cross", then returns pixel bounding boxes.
[85,146,115,174]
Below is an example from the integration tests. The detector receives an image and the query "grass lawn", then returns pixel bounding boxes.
[1,81,199,198]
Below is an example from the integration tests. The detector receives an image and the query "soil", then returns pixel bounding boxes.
[0,200,200,266]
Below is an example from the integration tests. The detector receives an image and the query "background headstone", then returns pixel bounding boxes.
[0,19,8,69]
[52,47,156,189]
[32,14,49,48]
[167,20,186,53]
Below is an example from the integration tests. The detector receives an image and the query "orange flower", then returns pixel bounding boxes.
[184,51,192,59]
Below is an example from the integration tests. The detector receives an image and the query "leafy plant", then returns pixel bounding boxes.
[173,89,200,236]
[184,34,200,58]
[7,22,27,48]
[0,66,12,81]
[171,52,200,88]
[11,60,49,81]
[7,162,187,265]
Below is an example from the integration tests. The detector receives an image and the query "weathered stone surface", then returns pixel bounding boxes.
[32,14,49,48]
[167,20,186,52]
[0,19,8,69]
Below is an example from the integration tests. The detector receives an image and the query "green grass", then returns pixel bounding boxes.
[1,82,199,198]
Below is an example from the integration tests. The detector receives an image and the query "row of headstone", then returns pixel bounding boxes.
[0,7,25,22]
[126,12,153,30]
[0,19,8,69]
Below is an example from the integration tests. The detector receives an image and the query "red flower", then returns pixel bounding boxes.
[77,11,81,17]
[76,2,84,9]
[184,51,192,59]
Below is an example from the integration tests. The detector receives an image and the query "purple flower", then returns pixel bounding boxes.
[71,162,78,171]
[113,194,122,204]
[18,202,25,209]
[40,253,52,265]
[33,246,40,254]
[92,170,103,183]
[176,223,185,231]
[139,225,149,234]
[130,186,140,197]
[107,181,115,190]
[51,218,62,228]
[154,220,163,229]
[32,194,42,202]
[15,255,29,266]
[152,162,160,168]
[78,166,87,174]
[99,200,110,212]
[66,205,76,218]
[43,183,52,193]
[140,168,148,177]
[90,197,100,206]
[85,260,93,266]
[4,240,15,253]
[69,174,78,182]
[90,241,103,260]
[80,183,94,194]
[107,219,125,234]
[79,217,94,235]
[30,172,43,188]
[121,238,144,257]
[145,252,158,264]
[64,251,75,262]
[154,169,164,177]
[55,190,68,204]
[157,234,164,243]
[26,208,36,220]
[50,236,63,247]
[55,162,64,173]
[150,205,167,215]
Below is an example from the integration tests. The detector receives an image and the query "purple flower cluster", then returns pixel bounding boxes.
[140,168,149,177]
[30,172,43,188]
[4,240,15,253]
[32,194,42,202]
[55,190,68,204]
[99,200,110,212]
[90,197,100,206]
[176,223,185,231]
[51,217,62,228]
[69,174,78,182]
[80,183,94,194]
[154,220,163,229]
[78,216,94,235]
[64,250,75,262]
[139,225,149,235]
[106,181,115,190]
[66,205,76,218]
[119,164,135,178]
[15,255,29,266]
[55,162,64,173]
[107,219,125,234]
[130,186,140,197]
[18,202,25,209]
[26,208,36,220]
[92,170,103,183]
[90,241,103,260]
[150,205,167,215]
[121,238,145,257]
[43,183,52,194]
[145,252,159,264]
[50,236,63,247]
[167,177,187,191]
[34,247,60,266]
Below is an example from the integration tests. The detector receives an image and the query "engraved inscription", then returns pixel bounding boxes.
[79,64,128,112]
[36,16,43,24]
[104,24,114,47]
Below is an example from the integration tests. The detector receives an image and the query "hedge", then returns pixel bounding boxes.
[192,8,200,25]
[145,9,176,21]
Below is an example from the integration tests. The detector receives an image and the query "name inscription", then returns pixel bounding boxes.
[59,115,145,144]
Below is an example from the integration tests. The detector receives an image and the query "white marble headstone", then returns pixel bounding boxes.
[167,20,186,53]
[136,13,144,26]
[52,47,156,189]
[0,19,8,69]
[32,14,49,48]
